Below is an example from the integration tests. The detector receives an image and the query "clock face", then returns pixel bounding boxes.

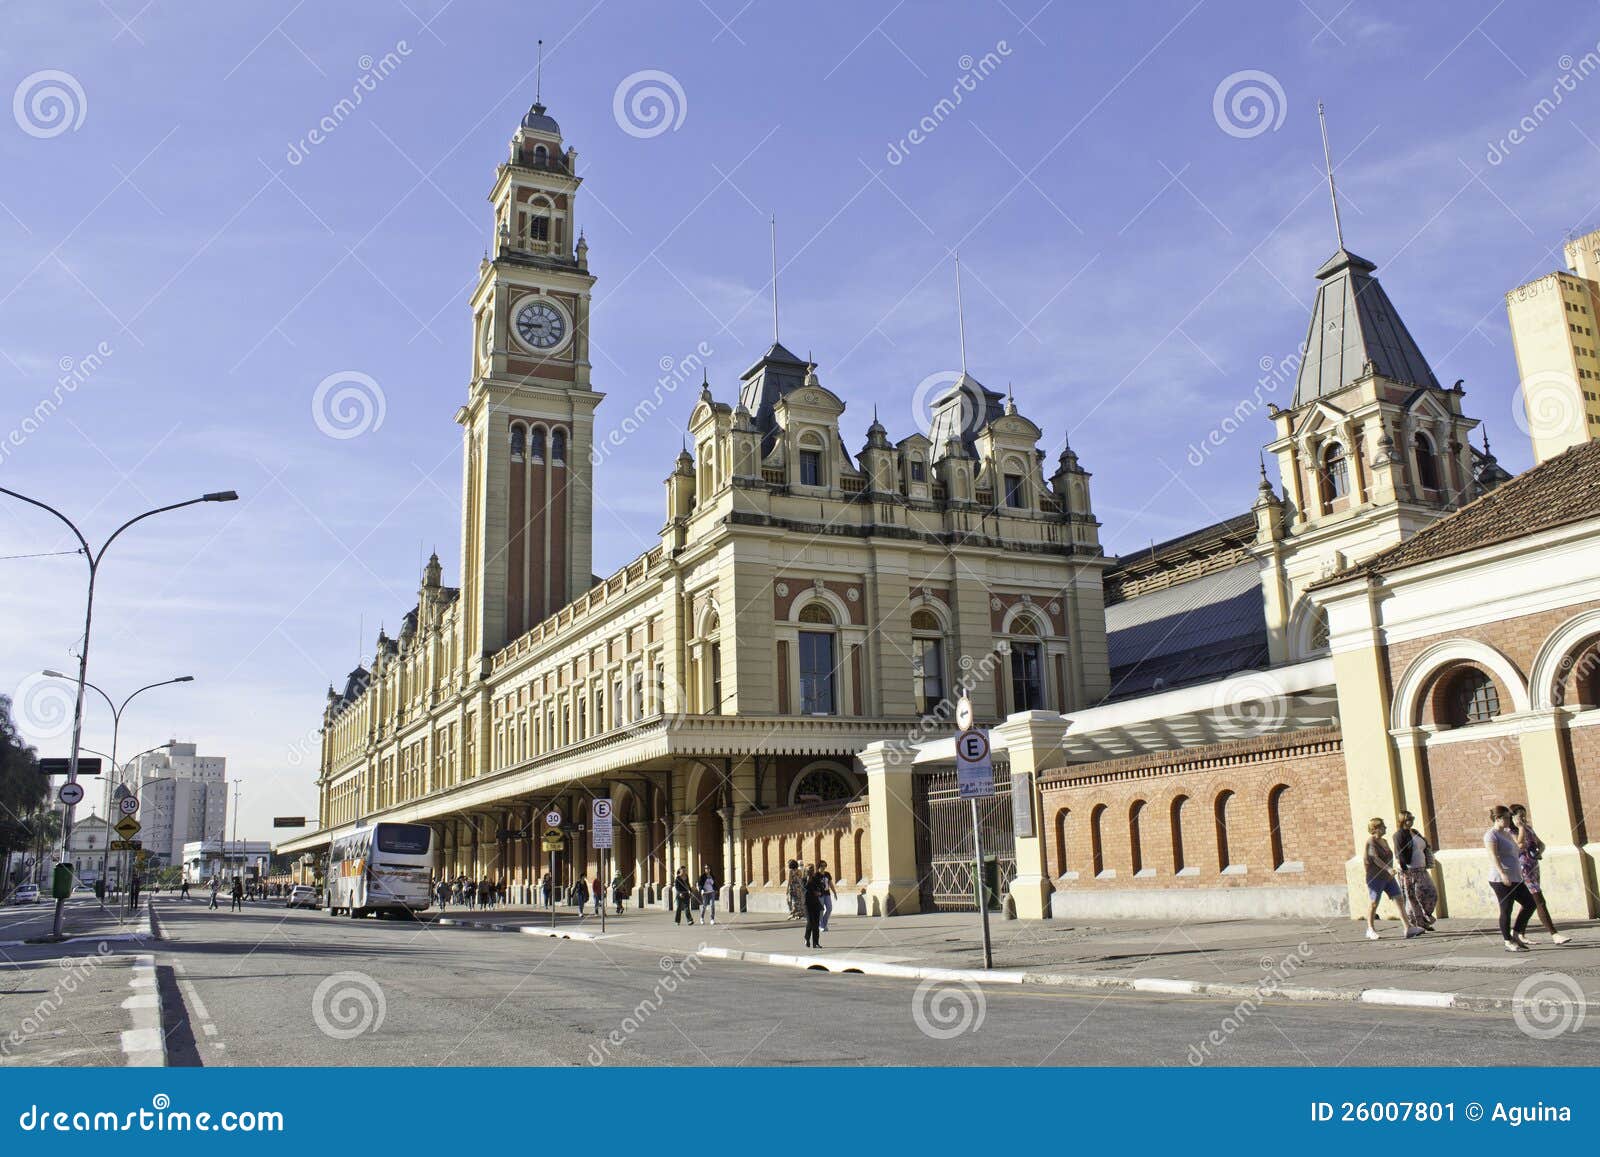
[480,311,493,365]
[515,300,567,351]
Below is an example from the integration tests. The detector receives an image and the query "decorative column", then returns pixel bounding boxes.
[1517,711,1595,918]
[995,710,1069,920]
[860,740,921,916]
[631,821,649,909]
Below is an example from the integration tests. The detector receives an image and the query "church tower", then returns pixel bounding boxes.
[457,92,600,668]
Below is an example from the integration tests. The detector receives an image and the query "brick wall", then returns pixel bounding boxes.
[739,798,870,908]
[1420,737,1527,850]
[1038,727,1351,893]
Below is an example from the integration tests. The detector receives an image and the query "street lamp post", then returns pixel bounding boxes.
[41,674,191,896]
[1,485,237,938]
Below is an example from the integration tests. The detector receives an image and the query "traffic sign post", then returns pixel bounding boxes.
[591,798,614,931]
[954,726,995,970]
[57,782,84,808]
[543,810,562,927]
[118,795,139,817]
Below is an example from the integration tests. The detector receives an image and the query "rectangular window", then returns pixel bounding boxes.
[912,637,944,714]
[709,643,723,715]
[1004,474,1025,508]
[798,631,836,715]
[1010,643,1044,711]
[529,215,550,241]
[910,459,926,482]
[799,449,822,486]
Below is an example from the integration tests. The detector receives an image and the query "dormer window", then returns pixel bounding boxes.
[910,457,926,483]
[1004,473,1025,508]
[799,448,822,486]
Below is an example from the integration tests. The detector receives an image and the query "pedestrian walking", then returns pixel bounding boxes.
[179,879,190,900]
[785,859,803,920]
[540,872,553,908]
[591,875,604,916]
[1391,812,1437,931]
[698,865,718,925]
[1362,818,1421,940]
[435,878,451,910]
[1509,804,1573,944]
[802,865,826,948]
[573,875,589,915]
[672,867,697,925]
[208,877,220,910]
[611,872,626,916]
[815,860,837,932]
[1486,806,1538,952]
[229,876,244,912]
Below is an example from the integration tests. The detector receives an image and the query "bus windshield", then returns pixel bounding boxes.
[375,823,431,855]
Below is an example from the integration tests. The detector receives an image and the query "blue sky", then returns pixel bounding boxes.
[3,1,1598,836]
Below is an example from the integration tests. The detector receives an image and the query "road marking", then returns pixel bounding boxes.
[1360,987,1457,1009]
[119,955,167,1067]
[172,958,224,1055]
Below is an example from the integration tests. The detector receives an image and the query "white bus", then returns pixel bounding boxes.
[325,822,435,918]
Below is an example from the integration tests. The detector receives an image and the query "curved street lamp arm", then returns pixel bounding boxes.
[0,485,90,559]
[118,676,192,721]
[93,497,212,568]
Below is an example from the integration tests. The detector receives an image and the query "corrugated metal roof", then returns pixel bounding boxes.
[1104,560,1269,699]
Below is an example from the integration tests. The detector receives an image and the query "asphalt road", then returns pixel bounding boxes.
[145,898,1600,1067]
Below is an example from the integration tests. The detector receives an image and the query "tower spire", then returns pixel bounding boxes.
[770,215,780,344]
[954,251,968,374]
[1316,101,1345,250]
[535,38,544,108]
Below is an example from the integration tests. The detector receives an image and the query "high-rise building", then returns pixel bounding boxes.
[127,742,228,867]
[1506,227,1600,462]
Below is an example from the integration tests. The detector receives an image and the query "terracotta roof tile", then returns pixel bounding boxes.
[1310,438,1600,588]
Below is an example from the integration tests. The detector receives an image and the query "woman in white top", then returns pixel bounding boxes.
[1484,805,1536,951]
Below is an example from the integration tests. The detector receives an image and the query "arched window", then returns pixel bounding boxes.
[910,608,945,714]
[1009,614,1045,712]
[1089,804,1107,877]
[797,602,837,714]
[1564,643,1600,708]
[1170,795,1189,874]
[1214,790,1235,871]
[1445,668,1501,727]
[1318,441,1350,509]
[1003,458,1027,508]
[791,765,855,804]
[551,428,567,465]
[1053,807,1071,878]
[1267,784,1291,869]
[1413,432,1439,492]
[1128,799,1146,876]
[529,426,546,463]
[1309,606,1331,653]
[797,435,824,487]
[533,144,549,166]
[509,424,525,460]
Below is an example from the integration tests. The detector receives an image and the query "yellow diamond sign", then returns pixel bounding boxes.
[113,816,141,840]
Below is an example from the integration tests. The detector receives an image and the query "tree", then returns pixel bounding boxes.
[0,696,47,887]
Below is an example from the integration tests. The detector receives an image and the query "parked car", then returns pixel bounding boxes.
[9,884,41,905]
[286,885,319,910]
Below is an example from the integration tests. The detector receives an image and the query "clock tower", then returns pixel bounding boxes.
[457,95,600,667]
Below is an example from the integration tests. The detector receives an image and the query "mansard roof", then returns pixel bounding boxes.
[737,341,811,449]
[1293,249,1440,406]
[927,372,1005,460]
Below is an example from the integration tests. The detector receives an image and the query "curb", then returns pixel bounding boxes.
[120,954,167,1067]
[423,916,1592,1018]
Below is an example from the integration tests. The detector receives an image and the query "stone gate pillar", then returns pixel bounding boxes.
[860,741,921,916]
[996,710,1069,920]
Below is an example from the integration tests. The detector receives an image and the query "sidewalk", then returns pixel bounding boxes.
[426,903,1600,1014]
[0,897,153,949]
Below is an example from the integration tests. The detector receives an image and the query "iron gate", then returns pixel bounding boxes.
[915,763,1015,912]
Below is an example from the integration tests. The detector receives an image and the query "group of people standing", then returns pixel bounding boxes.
[786,859,836,948]
[435,876,506,910]
[1363,804,1573,950]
